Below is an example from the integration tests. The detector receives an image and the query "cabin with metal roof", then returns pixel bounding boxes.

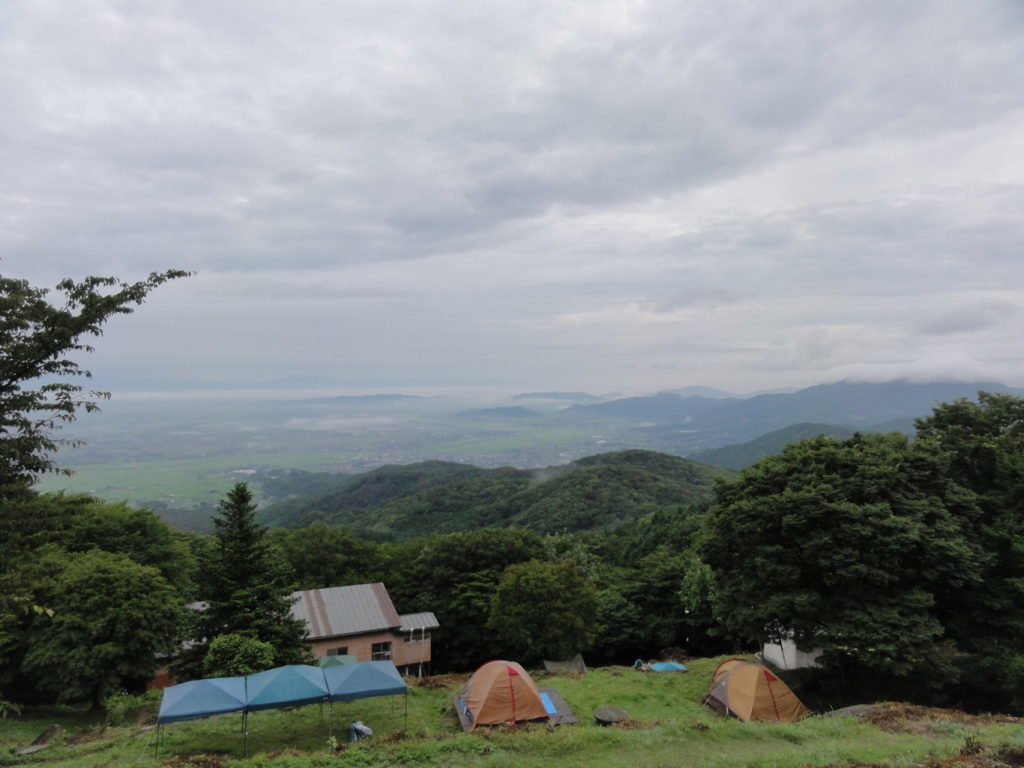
[291,583,438,676]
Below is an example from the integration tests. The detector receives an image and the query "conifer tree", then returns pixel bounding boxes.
[187,483,309,675]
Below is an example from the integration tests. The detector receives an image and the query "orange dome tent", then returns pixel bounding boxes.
[456,660,549,731]
[703,659,808,722]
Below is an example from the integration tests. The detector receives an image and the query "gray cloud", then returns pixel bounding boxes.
[2,0,1023,393]
[917,302,1020,336]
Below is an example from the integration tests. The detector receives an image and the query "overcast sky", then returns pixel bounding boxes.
[3,0,1023,396]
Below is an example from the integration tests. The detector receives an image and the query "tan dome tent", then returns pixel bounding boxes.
[455,660,550,731]
[703,658,808,722]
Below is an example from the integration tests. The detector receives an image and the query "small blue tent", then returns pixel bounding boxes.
[157,677,247,724]
[245,665,329,711]
[324,660,407,702]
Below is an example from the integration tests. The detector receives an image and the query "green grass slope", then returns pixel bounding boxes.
[261,450,731,538]
[4,658,1022,768]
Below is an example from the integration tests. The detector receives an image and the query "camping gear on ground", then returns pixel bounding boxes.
[649,661,687,672]
[348,721,372,742]
[703,658,808,722]
[543,654,587,674]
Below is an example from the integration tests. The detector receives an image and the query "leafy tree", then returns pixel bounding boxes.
[183,483,309,677]
[702,432,983,686]
[0,270,190,497]
[488,560,598,664]
[916,393,1024,710]
[592,546,723,663]
[202,633,276,678]
[389,527,544,670]
[269,523,385,590]
[22,549,180,708]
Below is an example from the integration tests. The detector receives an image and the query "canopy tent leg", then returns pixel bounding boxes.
[329,701,334,739]
[405,692,409,729]
[243,711,249,758]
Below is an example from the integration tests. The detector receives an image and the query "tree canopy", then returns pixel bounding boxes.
[702,432,983,683]
[487,559,598,663]
[0,270,190,498]
[23,549,180,708]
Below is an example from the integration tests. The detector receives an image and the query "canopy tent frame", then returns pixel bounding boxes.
[156,661,408,758]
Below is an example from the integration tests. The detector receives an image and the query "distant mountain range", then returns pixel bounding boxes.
[553,380,1020,450]
[259,450,731,538]
[454,406,542,420]
[510,391,606,403]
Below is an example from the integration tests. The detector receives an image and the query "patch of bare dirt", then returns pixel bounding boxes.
[160,754,229,768]
[615,719,660,730]
[66,726,106,744]
[407,673,467,689]
[860,703,1023,735]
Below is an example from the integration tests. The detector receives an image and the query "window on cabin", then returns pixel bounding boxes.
[404,632,430,644]
[371,641,392,661]
[326,646,348,656]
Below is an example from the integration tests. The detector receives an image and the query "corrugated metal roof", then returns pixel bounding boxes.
[291,583,402,640]
[399,612,440,632]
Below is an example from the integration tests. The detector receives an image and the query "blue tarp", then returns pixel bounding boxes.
[324,660,407,702]
[157,677,247,724]
[245,665,330,711]
[650,661,688,672]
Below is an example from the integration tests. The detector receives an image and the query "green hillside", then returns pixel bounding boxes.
[687,422,857,470]
[261,450,731,538]
[259,460,490,528]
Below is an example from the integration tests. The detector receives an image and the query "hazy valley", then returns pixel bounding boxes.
[38,379,1021,531]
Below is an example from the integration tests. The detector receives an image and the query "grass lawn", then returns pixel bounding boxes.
[3,658,1023,768]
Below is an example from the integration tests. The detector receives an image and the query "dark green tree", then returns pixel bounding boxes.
[702,432,983,687]
[0,270,190,498]
[915,393,1024,710]
[23,549,180,708]
[389,527,544,670]
[185,483,309,677]
[487,559,598,664]
[270,523,385,590]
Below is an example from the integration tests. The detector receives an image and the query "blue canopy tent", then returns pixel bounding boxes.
[244,664,331,756]
[324,660,409,729]
[157,676,247,723]
[323,660,407,702]
[155,661,409,757]
[155,676,247,756]
[245,665,329,711]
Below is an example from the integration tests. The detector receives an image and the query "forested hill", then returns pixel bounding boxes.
[687,422,857,470]
[259,449,731,538]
